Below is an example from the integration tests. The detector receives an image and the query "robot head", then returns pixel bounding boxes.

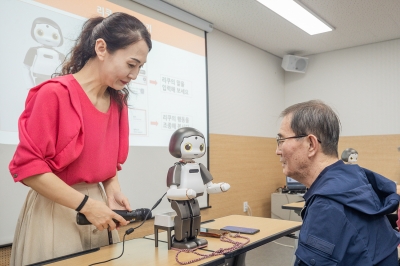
[31,17,63,47]
[341,148,358,164]
[169,127,206,159]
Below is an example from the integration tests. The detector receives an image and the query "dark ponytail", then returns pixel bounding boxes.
[56,12,152,110]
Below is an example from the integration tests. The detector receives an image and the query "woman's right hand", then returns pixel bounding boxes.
[22,173,129,231]
[80,197,129,231]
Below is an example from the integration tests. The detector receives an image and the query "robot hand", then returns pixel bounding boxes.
[167,185,197,200]
[206,181,230,194]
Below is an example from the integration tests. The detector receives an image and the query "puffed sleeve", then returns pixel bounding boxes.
[117,103,129,171]
[9,81,84,182]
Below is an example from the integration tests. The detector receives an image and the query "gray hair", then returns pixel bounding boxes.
[280,100,341,157]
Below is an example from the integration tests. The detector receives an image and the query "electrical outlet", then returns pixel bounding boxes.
[243,201,248,212]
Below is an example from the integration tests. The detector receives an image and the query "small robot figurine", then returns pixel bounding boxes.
[341,148,358,164]
[24,17,65,86]
[167,127,230,249]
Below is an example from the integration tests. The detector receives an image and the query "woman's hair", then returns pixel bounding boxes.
[280,100,341,157]
[56,12,152,109]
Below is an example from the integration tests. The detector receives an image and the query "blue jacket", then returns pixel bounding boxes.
[296,160,400,266]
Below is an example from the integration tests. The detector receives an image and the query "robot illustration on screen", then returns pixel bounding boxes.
[24,17,65,86]
[341,148,358,164]
[167,127,230,249]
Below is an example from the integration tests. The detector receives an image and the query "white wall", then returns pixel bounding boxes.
[284,38,400,136]
[207,30,285,137]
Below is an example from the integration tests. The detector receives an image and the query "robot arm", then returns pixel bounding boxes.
[205,181,230,194]
[166,164,196,200]
[199,163,213,183]
[167,185,196,200]
[199,163,230,194]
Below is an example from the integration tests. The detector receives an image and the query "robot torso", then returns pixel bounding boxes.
[178,163,204,196]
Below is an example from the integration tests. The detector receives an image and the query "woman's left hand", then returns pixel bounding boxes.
[108,191,132,211]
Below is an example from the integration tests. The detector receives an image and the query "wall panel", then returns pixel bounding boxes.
[339,134,400,182]
[121,133,400,241]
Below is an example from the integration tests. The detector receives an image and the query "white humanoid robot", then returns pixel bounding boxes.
[24,17,65,86]
[341,148,358,164]
[167,127,230,249]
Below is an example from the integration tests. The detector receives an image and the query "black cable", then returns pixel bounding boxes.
[87,192,167,266]
[88,229,133,266]
[129,191,167,230]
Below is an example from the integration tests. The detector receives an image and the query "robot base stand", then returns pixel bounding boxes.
[154,211,177,249]
[171,236,208,250]
[154,225,208,250]
[154,225,174,250]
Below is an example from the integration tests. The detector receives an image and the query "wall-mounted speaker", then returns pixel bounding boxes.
[281,55,309,73]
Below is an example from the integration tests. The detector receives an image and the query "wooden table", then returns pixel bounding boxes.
[147,215,302,265]
[38,215,301,266]
[281,201,305,216]
[39,238,224,266]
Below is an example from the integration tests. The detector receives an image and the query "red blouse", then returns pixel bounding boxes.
[9,75,129,185]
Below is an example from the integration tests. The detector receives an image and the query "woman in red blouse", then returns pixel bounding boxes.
[9,12,152,266]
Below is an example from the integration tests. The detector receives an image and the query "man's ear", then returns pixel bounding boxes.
[307,134,319,156]
[95,38,107,60]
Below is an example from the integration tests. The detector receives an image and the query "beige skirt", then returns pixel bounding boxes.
[10,182,120,266]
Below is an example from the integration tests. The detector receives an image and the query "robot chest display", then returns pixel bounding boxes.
[178,164,204,193]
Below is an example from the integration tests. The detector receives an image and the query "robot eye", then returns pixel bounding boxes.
[199,144,204,152]
[37,29,44,36]
[184,143,192,151]
[52,33,59,40]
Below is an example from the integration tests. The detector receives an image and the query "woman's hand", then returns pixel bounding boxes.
[102,174,132,212]
[80,197,129,231]
[107,191,132,211]
[22,173,128,231]
[102,174,132,229]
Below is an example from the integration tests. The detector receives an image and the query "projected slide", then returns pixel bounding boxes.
[0,0,207,147]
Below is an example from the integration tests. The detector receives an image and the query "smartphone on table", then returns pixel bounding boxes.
[220,226,260,235]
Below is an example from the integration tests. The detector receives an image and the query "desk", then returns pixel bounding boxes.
[271,193,303,221]
[39,215,301,266]
[43,238,224,266]
[147,215,302,265]
[281,201,305,216]
[281,201,304,265]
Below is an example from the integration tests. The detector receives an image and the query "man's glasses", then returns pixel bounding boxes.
[276,135,321,148]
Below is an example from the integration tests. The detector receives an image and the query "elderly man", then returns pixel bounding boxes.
[276,100,400,265]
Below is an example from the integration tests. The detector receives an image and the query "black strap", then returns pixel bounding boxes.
[76,194,89,212]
